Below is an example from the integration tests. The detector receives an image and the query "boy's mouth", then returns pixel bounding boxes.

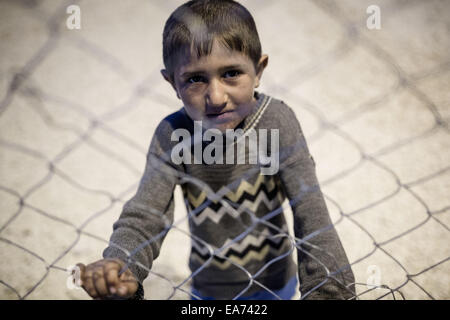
[206,110,235,122]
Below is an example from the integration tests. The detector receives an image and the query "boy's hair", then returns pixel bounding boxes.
[162,0,262,79]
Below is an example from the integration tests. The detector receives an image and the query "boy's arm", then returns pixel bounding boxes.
[275,103,355,300]
[102,120,181,299]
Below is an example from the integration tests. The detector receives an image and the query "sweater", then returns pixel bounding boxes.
[103,92,356,300]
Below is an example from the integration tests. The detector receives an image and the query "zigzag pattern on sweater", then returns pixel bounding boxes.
[185,173,290,270]
[186,174,277,207]
[191,232,292,270]
[192,224,290,256]
[186,175,285,226]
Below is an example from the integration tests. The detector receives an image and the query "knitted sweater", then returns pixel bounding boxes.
[103,92,355,300]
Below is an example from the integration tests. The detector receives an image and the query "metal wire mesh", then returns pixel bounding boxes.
[0,0,449,300]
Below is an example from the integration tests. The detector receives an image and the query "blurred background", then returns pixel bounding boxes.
[0,0,449,300]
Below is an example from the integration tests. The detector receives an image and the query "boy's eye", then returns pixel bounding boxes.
[187,75,205,84]
[223,70,241,78]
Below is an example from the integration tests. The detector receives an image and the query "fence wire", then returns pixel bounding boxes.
[0,0,449,300]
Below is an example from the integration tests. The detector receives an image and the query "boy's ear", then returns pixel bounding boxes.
[254,54,269,88]
[161,69,181,99]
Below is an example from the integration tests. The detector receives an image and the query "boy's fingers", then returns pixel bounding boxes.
[81,268,98,299]
[92,269,109,297]
[118,271,138,298]
[77,259,136,299]
[104,264,120,294]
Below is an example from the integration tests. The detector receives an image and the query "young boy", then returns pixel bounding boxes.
[76,0,355,300]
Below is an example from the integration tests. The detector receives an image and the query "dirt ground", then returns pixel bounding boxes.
[0,0,449,300]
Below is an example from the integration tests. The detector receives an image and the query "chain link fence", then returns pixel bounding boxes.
[0,0,449,300]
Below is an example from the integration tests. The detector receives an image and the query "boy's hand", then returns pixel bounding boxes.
[76,258,138,300]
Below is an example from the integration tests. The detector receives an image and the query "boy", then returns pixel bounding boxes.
[76,0,355,300]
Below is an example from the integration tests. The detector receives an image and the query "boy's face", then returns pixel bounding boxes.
[162,40,268,132]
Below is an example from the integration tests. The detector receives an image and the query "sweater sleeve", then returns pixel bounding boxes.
[102,118,181,293]
[275,102,355,300]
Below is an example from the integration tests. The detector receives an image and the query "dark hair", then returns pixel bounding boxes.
[162,0,262,78]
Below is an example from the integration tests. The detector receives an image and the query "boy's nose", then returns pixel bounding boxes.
[205,79,227,108]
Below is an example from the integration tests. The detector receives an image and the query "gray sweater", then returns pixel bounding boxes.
[103,92,356,300]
